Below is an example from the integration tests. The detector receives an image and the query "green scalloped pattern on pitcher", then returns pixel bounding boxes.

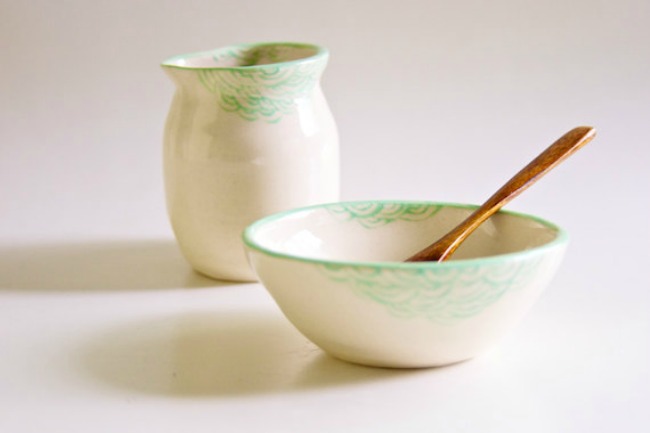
[327,202,443,228]
[319,258,541,324]
[197,54,326,123]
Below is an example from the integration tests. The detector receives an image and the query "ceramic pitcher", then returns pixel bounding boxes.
[162,42,339,281]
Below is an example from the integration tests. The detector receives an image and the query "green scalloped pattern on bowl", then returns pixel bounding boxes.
[243,201,568,367]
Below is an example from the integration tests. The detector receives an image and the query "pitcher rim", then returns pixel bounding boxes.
[161,42,329,71]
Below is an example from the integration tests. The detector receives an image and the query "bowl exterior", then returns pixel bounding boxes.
[247,244,566,368]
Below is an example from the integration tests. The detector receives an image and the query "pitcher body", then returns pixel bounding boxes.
[162,43,339,281]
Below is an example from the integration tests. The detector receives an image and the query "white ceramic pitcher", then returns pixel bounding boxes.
[162,42,339,281]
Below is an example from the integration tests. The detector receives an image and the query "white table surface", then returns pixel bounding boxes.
[2,1,649,432]
[1,238,648,432]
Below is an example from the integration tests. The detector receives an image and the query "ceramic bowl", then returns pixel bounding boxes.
[243,201,568,368]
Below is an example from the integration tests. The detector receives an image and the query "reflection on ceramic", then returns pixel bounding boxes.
[243,201,568,368]
[161,42,339,282]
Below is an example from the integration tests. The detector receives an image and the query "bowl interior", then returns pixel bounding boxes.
[246,202,563,263]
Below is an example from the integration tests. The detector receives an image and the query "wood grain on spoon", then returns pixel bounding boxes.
[406,126,596,262]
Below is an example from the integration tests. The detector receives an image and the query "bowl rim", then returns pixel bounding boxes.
[242,200,569,270]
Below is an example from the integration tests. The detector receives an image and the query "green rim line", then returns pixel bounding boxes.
[241,200,569,271]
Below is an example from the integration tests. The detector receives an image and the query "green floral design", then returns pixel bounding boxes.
[327,202,443,228]
[197,45,326,123]
[319,259,542,324]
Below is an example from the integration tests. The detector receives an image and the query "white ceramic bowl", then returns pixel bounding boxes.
[243,201,568,368]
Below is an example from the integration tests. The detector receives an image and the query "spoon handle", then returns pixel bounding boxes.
[406,126,596,262]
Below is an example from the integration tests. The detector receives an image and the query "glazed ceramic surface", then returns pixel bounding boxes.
[162,42,339,281]
[244,201,568,368]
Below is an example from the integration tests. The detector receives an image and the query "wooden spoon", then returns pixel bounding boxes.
[406,126,596,262]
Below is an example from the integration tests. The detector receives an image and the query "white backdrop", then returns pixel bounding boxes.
[3,0,648,241]
[1,1,649,432]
